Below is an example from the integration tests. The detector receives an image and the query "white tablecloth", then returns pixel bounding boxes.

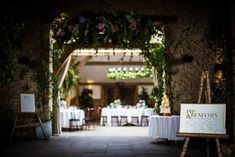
[100,108,154,126]
[148,115,184,141]
[60,109,85,128]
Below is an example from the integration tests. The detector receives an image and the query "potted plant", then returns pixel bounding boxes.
[78,88,93,109]
[138,87,150,107]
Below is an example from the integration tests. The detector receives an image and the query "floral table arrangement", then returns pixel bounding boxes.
[110,99,122,108]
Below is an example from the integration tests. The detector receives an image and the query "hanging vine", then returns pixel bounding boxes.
[143,43,166,114]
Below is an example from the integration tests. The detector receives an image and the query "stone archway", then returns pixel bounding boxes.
[48,11,166,134]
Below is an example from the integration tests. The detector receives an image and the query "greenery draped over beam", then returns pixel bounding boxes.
[50,12,165,115]
[50,11,164,79]
[50,12,158,55]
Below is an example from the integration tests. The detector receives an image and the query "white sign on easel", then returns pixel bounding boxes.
[179,103,226,134]
[20,93,35,112]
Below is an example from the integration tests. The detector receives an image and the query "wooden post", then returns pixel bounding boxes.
[58,55,71,88]
[180,137,190,157]
[205,71,211,103]
[151,67,158,87]
[36,114,49,139]
[197,71,205,103]
[206,138,210,157]
[9,114,18,141]
[215,138,223,157]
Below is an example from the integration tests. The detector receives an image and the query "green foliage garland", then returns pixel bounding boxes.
[106,68,151,80]
[50,12,157,52]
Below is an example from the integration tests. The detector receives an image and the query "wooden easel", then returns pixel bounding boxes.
[197,70,211,104]
[177,71,229,157]
[9,112,49,141]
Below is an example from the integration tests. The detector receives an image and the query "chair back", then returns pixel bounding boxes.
[85,108,95,121]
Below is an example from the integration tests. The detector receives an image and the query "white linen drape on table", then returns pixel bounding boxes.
[100,108,154,126]
[60,109,85,128]
[148,115,184,141]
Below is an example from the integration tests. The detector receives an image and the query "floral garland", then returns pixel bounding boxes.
[51,12,157,50]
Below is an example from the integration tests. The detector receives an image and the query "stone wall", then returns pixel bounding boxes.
[166,9,215,114]
[0,16,50,121]
[231,0,235,143]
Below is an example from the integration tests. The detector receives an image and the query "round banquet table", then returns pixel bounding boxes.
[60,109,85,128]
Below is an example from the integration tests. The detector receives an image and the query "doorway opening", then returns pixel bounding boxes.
[49,11,165,135]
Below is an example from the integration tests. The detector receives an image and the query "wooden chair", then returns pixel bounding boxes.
[111,116,119,126]
[83,108,96,130]
[101,116,108,126]
[131,116,139,126]
[140,115,149,126]
[119,116,128,126]
[69,111,81,131]
[110,109,119,126]
[69,119,80,131]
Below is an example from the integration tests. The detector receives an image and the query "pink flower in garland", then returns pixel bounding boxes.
[128,23,136,31]
[56,30,65,37]
[97,22,106,31]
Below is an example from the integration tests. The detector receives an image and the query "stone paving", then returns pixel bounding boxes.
[2,125,217,157]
